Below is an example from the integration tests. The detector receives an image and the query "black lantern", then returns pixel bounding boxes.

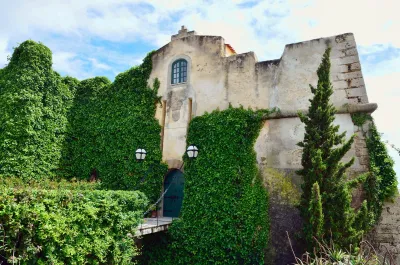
[186,145,198,159]
[135,148,147,161]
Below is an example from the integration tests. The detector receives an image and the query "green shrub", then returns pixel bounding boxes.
[0,186,147,264]
[0,176,101,190]
[154,107,273,265]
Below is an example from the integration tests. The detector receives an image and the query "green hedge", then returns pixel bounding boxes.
[154,107,272,265]
[0,185,147,264]
[0,40,73,180]
[63,53,167,202]
[0,176,101,190]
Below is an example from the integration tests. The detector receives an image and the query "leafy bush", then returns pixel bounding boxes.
[0,186,147,264]
[0,40,73,180]
[152,107,274,265]
[0,176,101,190]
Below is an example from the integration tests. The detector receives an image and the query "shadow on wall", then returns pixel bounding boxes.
[260,167,305,265]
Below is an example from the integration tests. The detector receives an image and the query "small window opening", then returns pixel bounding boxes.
[171,59,187,84]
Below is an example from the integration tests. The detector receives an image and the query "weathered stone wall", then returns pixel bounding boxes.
[148,27,383,264]
[149,29,368,169]
[254,114,365,172]
[368,196,400,264]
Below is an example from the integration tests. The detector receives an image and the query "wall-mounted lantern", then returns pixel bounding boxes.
[135,148,147,161]
[186,145,198,159]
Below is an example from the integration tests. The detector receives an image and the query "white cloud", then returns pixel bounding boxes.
[0,37,10,67]
[52,51,90,79]
[88,58,111,70]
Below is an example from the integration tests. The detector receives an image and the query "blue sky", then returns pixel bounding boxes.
[0,0,399,179]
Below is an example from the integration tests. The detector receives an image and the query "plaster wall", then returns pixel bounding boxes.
[254,114,365,172]
[149,31,367,172]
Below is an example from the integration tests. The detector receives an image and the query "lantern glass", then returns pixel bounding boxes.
[135,148,147,161]
[186,145,198,159]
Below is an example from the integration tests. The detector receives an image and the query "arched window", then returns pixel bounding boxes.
[171,59,187,84]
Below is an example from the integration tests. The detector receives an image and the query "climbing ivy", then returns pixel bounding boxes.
[64,52,167,202]
[151,106,273,265]
[364,120,398,224]
[0,40,73,180]
[351,113,372,127]
[349,112,398,225]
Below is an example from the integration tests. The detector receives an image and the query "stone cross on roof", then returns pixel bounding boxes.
[171,25,197,41]
[178,25,188,35]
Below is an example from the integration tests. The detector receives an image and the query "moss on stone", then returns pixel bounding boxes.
[262,167,301,206]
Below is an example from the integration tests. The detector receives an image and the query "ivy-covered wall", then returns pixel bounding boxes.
[350,113,398,224]
[151,107,272,265]
[63,53,167,202]
[0,40,73,180]
[0,40,167,203]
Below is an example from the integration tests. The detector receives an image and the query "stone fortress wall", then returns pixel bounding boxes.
[148,26,397,264]
[149,27,370,172]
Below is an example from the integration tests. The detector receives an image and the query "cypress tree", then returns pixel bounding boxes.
[308,182,324,246]
[297,47,362,250]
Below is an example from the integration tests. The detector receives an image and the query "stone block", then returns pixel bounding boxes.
[360,95,369,103]
[330,50,346,59]
[350,78,365,87]
[376,225,400,235]
[356,148,362,156]
[344,48,358,56]
[359,156,369,165]
[339,55,359,65]
[356,141,367,148]
[346,87,364,97]
[347,97,359,104]
[350,62,361,71]
[383,215,400,224]
[357,131,365,138]
[375,233,397,243]
[333,80,349,89]
[338,64,349,73]
[335,42,355,50]
[336,71,363,80]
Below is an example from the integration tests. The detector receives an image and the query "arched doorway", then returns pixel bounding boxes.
[163,169,184,217]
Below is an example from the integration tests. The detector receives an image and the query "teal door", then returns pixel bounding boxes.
[163,169,184,217]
